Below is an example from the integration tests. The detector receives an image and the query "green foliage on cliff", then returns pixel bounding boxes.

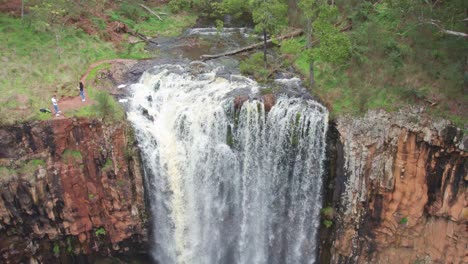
[62,149,83,164]
[19,159,46,175]
[0,167,15,180]
[95,227,107,236]
[0,159,45,180]
[102,158,113,171]
[323,219,333,228]
[399,217,408,225]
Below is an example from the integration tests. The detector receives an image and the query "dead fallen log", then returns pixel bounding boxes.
[127,29,158,45]
[200,29,303,61]
[139,4,162,21]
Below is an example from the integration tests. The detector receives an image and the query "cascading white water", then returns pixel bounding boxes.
[128,64,328,264]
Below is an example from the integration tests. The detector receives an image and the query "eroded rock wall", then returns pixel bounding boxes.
[0,118,147,263]
[331,109,467,264]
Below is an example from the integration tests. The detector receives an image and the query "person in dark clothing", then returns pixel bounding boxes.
[79,81,86,102]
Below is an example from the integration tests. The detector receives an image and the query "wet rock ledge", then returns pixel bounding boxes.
[0,118,148,263]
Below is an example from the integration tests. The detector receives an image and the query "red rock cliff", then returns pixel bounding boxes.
[329,109,467,264]
[0,118,148,263]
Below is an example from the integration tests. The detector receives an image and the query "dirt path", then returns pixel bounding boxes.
[80,58,138,83]
[51,58,137,118]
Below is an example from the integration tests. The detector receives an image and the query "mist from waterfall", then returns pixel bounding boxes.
[127,64,328,264]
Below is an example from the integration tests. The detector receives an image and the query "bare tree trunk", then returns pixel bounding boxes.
[309,60,315,87]
[263,28,267,68]
[21,0,24,21]
[306,18,315,88]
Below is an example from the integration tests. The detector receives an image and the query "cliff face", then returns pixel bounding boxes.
[329,109,467,264]
[0,118,148,263]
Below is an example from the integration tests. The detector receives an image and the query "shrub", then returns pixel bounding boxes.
[323,219,333,228]
[53,243,60,254]
[95,227,106,236]
[399,217,408,225]
[239,52,270,82]
[321,206,334,220]
[93,91,124,123]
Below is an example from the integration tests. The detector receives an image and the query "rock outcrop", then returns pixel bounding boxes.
[0,118,147,263]
[328,108,467,264]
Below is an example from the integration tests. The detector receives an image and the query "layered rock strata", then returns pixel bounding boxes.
[330,109,467,264]
[0,118,147,263]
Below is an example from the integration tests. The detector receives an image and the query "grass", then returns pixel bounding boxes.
[108,4,196,37]
[0,159,45,181]
[0,166,16,180]
[0,15,118,125]
[19,159,46,175]
[0,2,196,125]
[66,86,125,123]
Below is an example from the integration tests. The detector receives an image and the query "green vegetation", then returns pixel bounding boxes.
[240,52,270,82]
[66,237,73,253]
[0,159,45,180]
[102,158,113,171]
[278,1,466,125]
[0,166,16,179]
[95,227,107,236]
[399,217,409,225]
[0,0,465,127]
[323,219,333,228]
[53,242,60,254]
[62,149,83,164]
[19,159,46,175]
[0,0,196,125]
[108,4,196,37]
[65,88,126,122]
[321,206,334,220]
[251,0,288,64]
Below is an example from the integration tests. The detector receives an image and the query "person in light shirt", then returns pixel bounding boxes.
[51,95,61,116]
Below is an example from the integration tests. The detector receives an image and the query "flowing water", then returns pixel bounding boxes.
[127,63,328,264]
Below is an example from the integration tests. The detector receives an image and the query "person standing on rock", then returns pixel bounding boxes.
[51,95,61,116]
[79,81,86,102]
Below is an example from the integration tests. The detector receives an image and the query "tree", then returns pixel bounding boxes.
[298,0,321,88]
[250,0,288,66]
[298,0,350,88]
[29,0,69,57]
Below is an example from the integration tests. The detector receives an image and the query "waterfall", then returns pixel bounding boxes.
[127,64,328,264]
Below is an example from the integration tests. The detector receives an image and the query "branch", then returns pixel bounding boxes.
[423,18,467,37]
[127,29,158,45]
[139,4,162,21]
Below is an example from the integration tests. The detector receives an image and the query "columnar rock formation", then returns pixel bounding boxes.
[330,109,467,264]
[0,118,147,263]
